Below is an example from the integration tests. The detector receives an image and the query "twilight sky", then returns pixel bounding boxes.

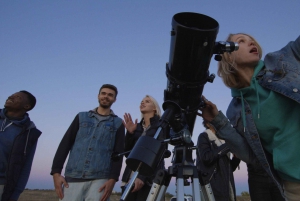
[1,0,299,196]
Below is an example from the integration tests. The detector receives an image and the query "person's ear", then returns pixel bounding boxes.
[24,104,30,111]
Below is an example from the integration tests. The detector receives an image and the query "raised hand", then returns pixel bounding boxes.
[122,113,138,134]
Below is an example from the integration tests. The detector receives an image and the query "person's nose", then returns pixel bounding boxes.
[249,40,255,46]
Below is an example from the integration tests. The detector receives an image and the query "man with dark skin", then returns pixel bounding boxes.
[0,91,41,201]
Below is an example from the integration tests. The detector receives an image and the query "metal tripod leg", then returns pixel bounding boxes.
[190,166,202,201]
[177,166,203,201]
[146,169,171,201]
[175,165,215,201]
[120,163,142,201]
[201,183,215,201]
[145,156,216,201]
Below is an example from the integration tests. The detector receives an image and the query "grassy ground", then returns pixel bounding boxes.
[18,189,251,201]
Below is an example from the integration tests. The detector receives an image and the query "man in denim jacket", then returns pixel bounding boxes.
[51,84,125,201]
[200,34,300,201]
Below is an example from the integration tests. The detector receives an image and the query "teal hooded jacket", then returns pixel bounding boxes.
[210,35,300,196]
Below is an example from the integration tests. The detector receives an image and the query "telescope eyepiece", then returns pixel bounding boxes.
[214,41,239,54]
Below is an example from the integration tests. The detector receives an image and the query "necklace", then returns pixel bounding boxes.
[142,120,150,130]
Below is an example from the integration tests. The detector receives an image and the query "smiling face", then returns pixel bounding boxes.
[230,34,261,68]
[4,92,31,111]
[140,96,156,115]
[98,88,116,109]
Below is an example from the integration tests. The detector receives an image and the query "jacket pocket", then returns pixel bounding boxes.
[99,122,116,149]
[77,121,95,139]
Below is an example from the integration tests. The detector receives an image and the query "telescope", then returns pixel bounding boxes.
[120,12,238,201]
[164,12,238,136]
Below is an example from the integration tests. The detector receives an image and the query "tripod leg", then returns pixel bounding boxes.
[146,169,171,201]
[120,170,138,201]
[190,167,202,201]
[176,167,185,201]
[201,183,215,201]
[120,162,144,201]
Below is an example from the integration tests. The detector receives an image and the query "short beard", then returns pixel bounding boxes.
[99,100,113,109]
[99,104,111,109]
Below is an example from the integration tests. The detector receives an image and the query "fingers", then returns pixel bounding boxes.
[99,184,107,201]
[200,95,216,109]
[53,174,67,199]
[199,95,219,121]
[201,95,211,105]
[124,113,132,121]
[100,191,109,201]
[123,113,134,123]
[99,179,115,201]
[131,179,144,192]
[62,178,69,188]
[55,187,63,200]
[98,183,105,192]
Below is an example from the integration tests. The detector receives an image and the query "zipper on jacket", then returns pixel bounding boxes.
[208,168,217,182]
[218,147,228,155]
[24,129,31,156]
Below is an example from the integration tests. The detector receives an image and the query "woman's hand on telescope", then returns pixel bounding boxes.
[198,95,219,122]
[123,113,138,134]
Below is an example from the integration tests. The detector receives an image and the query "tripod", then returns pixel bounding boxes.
[119,106,216,201]
[145,138,215,201]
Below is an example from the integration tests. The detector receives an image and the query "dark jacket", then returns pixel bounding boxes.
[0,110,41,201]
[121,115,169,185]
[197,130,240,201]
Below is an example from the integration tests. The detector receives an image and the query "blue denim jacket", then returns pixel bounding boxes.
[211,35,300,194]
[65,111,122,179]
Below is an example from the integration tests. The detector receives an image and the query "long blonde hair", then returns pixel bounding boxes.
[217,33,263,89]
[140,95,161,119]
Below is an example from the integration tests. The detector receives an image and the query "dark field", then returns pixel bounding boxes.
[18,189,251,201]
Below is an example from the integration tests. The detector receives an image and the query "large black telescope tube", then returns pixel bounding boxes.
[164,12,219,134]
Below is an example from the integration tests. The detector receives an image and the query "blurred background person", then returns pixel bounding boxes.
[197,120,240,201]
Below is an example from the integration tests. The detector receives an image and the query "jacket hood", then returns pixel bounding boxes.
[0,108,34,129]
[90,107,118,117]
[230,60,264,131]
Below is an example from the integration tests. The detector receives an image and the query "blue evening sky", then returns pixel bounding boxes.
[1,0,299,196]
